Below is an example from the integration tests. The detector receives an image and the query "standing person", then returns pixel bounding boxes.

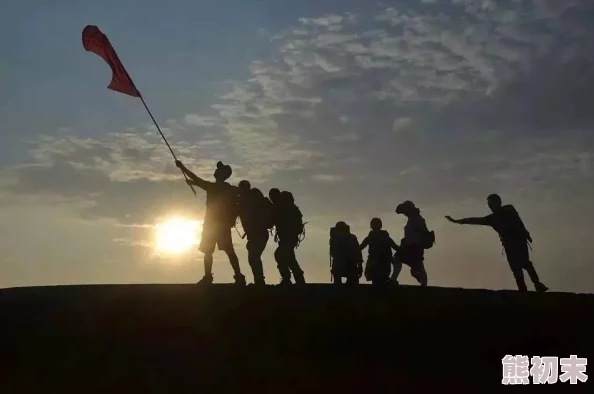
[393,201,433,287]
[360,218,399,286]
[330,221,363,285]
[273,190,306,285]
[238,181,273,286]
[445,193,548,292]
[176,160,246,286]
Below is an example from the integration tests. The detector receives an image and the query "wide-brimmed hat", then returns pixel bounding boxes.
[215,161,232,179]
[396,200,417,214]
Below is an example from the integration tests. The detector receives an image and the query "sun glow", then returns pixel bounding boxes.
[154,217,202,255]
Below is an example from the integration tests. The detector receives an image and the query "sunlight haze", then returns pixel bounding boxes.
[154,217,201,256]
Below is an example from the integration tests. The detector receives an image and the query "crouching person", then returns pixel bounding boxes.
[330,221,363,285]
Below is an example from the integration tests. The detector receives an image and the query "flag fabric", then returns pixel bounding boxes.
[82,25,141,97]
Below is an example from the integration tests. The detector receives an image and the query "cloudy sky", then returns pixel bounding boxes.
[1,0,593,292]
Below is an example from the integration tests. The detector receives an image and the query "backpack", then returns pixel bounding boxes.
[422,230,436,250]
[287,204,306,245]
[221,184,240,228]
[261,197,275,230]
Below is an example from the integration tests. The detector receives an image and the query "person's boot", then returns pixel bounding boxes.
[277,278,292,286]
[234,274,246,286]
[250,277,266,287]
[197,274,213,286]
[535,282,548,292]
[293,272,306,285]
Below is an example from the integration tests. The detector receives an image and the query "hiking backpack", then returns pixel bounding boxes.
[293,205,306,246]
[222,184,240,228]
[261,197,276,230]
[422,229,436,250]
[285,204,306,246]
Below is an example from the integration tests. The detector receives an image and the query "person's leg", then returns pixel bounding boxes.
[288,249,305,284]
[364,259,375,283]
[505,244,528,291]
[274,245,292,284]
[247,233,267,285]
[391,253,402,284]
[413,249,428,287]
[284,237,305,284]
[348,263,361,286]
[198,224,216,284]
[413,261,428,287]
[201,252,214,283]
[511,267,528,291]
[523,260,548,292]
[219,228,245,285]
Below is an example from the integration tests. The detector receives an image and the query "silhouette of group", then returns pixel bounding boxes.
[176,160,548,292]
[176,160,305,287]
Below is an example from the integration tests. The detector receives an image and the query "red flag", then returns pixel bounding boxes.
[82,25,141,97]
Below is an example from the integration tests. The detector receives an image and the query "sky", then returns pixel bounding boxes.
[1,0,593,292]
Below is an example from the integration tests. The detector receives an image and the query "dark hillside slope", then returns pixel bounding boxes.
[1,284,592,391]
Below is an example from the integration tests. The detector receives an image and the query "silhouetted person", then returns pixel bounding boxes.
[238,181,273,286]
[360,218,399,286]
[176,160,246,286]
[272,190,306,285]
[330,221,363,286]
[393,201,431,287]
[446,194,548,292]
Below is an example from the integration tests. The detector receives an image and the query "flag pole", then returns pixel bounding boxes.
[137,95,197,196]
[81,25,196,197]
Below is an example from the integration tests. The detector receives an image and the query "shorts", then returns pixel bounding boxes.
[199,224,234,254]
[398,244,424,268]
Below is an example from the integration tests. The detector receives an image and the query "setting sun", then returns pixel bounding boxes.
[154,217,202,255]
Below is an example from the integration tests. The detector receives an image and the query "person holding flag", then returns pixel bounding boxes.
[176,160,246,286]
[82,25,246,285]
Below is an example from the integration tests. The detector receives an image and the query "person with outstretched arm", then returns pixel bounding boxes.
[445,193,548,292]
[176,160,246,286]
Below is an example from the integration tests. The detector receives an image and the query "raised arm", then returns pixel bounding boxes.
[175,160,213,191]
[445,215,492,226]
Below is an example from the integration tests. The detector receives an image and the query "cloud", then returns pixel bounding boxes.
[392,117,413,133]
[7,1,593,215]
[183,114,220,127]
[311,174,346,183]
[332,131,360,142]
[3,0,594,292]
[1,129,234,226]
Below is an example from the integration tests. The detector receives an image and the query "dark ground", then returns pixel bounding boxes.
[1,284,592,392]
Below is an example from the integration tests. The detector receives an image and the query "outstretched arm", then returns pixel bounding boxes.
[175,161,212,191]
[352,236,364,263]
[445,215,492,226]
[389,237,400,252]
[359,237,369,251]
